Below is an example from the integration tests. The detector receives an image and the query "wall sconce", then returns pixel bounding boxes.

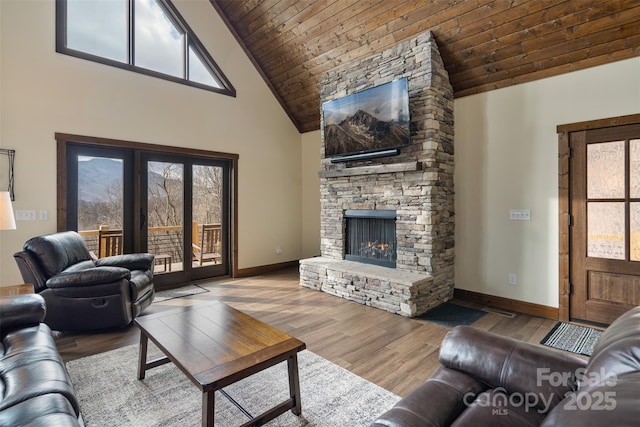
[0,191,16,230]
[1,148,15,200]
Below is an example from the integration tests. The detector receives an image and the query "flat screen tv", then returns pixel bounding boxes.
[322,77,410,162]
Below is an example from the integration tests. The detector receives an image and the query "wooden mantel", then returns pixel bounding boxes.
[318,161,423,178]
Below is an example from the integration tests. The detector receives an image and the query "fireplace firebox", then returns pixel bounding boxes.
[344,209,396,268]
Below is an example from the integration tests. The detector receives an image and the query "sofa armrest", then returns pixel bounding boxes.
[96,253,155,271]
[13,251,48,291]
[440,326,587,410]
[370,366,487,427]
[46,267,130,288]
[0,294,46,333]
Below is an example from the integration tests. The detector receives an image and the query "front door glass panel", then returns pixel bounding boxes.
[630,140,640,198]
[587,141,624,199]
[587,202,625,260]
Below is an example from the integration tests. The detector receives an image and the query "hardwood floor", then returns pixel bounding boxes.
[56,267,560,397]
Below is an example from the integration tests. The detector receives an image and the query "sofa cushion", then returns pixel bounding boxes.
[451,389,547,427]
[439,326,586,411]
[1,324,59,362]
[541,371,640,426]
[0,324,79,416]
[0,393,80,427]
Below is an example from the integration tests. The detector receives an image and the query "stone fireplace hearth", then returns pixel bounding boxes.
[299,31,454,317]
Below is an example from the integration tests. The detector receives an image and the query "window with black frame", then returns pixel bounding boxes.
[56,0,235,96]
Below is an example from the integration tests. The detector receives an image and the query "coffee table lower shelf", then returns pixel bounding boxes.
[134,301,306,426]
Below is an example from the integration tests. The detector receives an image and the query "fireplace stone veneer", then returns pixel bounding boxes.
[300,31,455,317]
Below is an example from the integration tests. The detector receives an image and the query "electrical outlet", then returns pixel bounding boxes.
[39,210,48,221]
[508,273,518,286]
[275,247,282,255]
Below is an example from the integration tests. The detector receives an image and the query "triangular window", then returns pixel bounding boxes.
[57,0,234,96]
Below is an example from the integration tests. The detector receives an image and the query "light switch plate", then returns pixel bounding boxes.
[15,210,36,221]
[509,209,531,221]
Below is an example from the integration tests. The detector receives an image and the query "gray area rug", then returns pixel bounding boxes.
[66,344,400,426]
[540,322,603,356]
[153,284,209,302]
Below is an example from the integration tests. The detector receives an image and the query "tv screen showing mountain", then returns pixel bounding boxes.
[322,78,410,158]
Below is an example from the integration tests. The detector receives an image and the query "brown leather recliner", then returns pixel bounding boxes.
[371,306,640,426]
[13,231,155,332]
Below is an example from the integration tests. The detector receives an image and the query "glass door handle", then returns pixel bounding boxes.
[140,209,147,230]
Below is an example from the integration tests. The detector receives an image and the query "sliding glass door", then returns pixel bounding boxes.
[64,141,231,288]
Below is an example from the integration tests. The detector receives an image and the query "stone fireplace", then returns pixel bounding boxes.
[299,31,455,317]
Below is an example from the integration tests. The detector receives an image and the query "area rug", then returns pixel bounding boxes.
[419,302,486,328]
[153,284,209,302]
[540,322,603,356]
[66,344,400,426]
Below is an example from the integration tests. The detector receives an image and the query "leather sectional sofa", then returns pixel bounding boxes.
[0,294,82,426]
[371,306,640,426]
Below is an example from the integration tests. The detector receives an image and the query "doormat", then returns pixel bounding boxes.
[153,284,209,303]
[540,322,603,356]
[419,302,486,328]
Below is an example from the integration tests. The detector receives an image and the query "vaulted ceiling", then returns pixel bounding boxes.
[211,0,640,133]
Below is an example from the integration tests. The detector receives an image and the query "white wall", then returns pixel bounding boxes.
[301,130,321,258]
[455,57,640,308]
[0,0,302,285]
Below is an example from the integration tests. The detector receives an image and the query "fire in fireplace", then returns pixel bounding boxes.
[344,209,396,268]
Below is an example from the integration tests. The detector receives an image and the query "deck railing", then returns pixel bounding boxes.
[79,225,184,264]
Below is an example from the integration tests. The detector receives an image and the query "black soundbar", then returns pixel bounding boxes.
[329,148,400,163]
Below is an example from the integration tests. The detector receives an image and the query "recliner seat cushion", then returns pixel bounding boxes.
[47,266,130,288]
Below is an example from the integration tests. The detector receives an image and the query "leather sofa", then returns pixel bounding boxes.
[371,306,640,426]
[14,231,155,332]
[0,294,82,426]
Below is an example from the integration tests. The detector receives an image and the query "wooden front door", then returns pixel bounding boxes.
[567,121,640,325]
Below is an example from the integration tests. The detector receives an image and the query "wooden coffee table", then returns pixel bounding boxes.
[134,301,306,426]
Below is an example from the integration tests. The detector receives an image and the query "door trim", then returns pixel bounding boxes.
[557,114,640,322]
[55,132,240,278]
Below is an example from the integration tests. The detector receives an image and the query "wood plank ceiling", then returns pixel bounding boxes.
[211,0,640,133]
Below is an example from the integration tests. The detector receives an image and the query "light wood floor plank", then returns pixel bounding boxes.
[56,267,561,397]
